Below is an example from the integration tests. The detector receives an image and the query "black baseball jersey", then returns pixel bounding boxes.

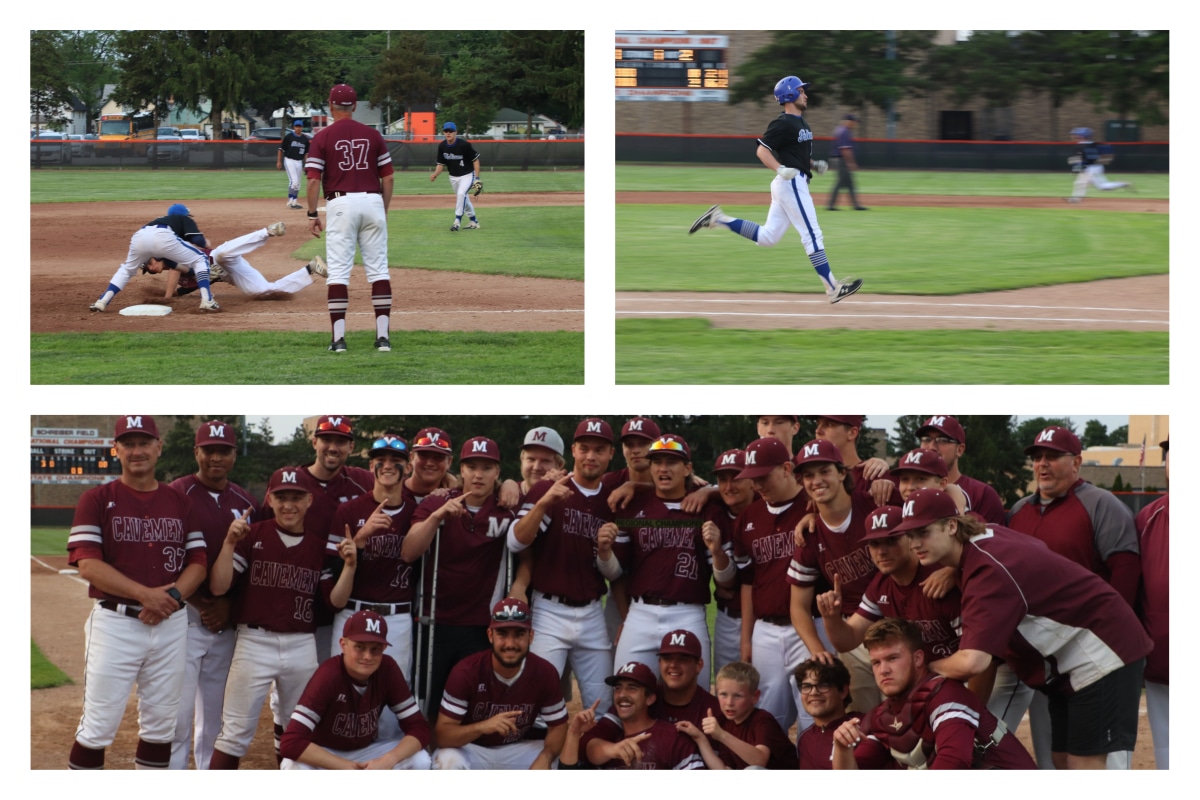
[436,138,480,177]
[279,131,310,162]
[146,213,207,247]
[758,113,815,178]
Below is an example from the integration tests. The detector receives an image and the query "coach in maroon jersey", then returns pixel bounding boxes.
[831,619,1034,770]
[432,599,568,769]
[280,611,431,769]
[795,657,857,769]
[305,83,395,353]
[169,420,260,770]
[916,415,1006,523]
[895,488,1152,770]
[67,415,208,770]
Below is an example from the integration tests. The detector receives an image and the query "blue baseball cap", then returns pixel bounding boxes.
[442,121,457,132]
[167,203,191,217]
[292,119,304,127]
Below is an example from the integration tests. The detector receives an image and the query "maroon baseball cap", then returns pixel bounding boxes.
[342,610,389,644]
[114,415,159,441]
[195,420,236,448]
[266,466,312,495]
[606,661,658,691]
[892,447,948,478]
[460,436,500,463]
[329,83,357,107]
[1024,426,1082,456]
[918,415,966,444]
[794,438,844,468]
[813,415,865,427]
[621,416,662,442]
[861,505,905,542]
[736,437,792,479]
[648,433,690,461]
[890,488,961,534]
[657,629,702,659]
[574,417,614,443]
[713,449,746,474]
[314,415,354,440]
[413,427,453,454]
[489,598,532,630]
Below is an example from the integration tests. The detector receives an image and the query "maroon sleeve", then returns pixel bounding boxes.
[1105,550,1141,608]
[67,487,106,564]
[851,736,894,770]
[975,484,1007,525]
[383,658,431,749]
[183,498,208,568]
[412,493,449,524]
[928,717,977,770]
[279,666,329,762]
[957,561,1027,657]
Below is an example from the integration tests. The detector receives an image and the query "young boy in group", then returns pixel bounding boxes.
[678,662,797,769]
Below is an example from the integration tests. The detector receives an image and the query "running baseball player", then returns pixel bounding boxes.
[279,610,432,770]
[916,415,1006,524]
[168,420,260,770]
[830,619,1035,770]
[306,83,394,353]
[689,76,863,304]
[67,415,208,770]
[431,599,568,769]
[90,203,220,312]
[794,657,856,769]
[1137,438,1168,770]
[207,467,358,769]
[1067,127,1131,203]
[277,119,311,209]
[430,121,481,230]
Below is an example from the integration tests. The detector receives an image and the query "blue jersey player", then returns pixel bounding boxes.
[1067,127,1131,203]
[689,76,862,304]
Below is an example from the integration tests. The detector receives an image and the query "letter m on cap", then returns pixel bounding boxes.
[929,416,946,426]
[903,451,923,466]
[208,424,225,438]
[670,633,687,647]
[1037,429,1056,444]
[619,663,637,675]
[531,431,547,443]
[903,499,916,518]
[126,416,144,429]
[745,451,757,465]
[365,618,381,633]
[719,453,737,467]
[629,420,644,431]
[472,440,489,453]
[281,470,298,485]
[328,416,343,427]
[872,513,891,530]
[587,421,602,433]
[803,443,821,458]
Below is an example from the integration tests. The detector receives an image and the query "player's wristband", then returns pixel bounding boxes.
[307,211,319,219]
[166,587,185,609]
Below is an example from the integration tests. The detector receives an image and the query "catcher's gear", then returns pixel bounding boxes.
[774,75,809,105]
[471,178,483,197]
[813,159,829,176]
[776,166,798,181]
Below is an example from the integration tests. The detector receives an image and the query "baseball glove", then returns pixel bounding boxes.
[471,178,483,197]
[207,257,225,283]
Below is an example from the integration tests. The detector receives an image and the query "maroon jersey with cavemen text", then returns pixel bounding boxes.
[731,493,809,619]
[331,492,418,605]
[228,519,338,633]
[787,492,880,614]
[439,649,567,747]
[613,494,725,604]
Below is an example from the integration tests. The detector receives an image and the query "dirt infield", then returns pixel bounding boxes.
[31,194,584,335]
[617,192,1168,333]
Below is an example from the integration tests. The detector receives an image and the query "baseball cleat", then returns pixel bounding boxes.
[450,223,460,231]
[466,221,479,229]
[854,206,869,211]
[328,338,347,353]
[374,336,391,352]
[828,277,863,304]
[689,204,722,234]
[267,221,287,237]
[199,298,221,311]
[89,299,107,312]
[306,255,328,277]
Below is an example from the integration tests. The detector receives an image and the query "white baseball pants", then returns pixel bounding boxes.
[612,600,709,680]
[284,158,305,200]
[108,225,210,292]
[1072,164,1129,198]
[324,193,389,286]
[528,591,613,711]
[432,740,547,770]
[712,609,742,678]
[987,663,1036,738]
[1146,680,1168,769]
[283,738,432,770]
[170,608,236,769]
[755,174,825,254]
[211,228,313,295]
[449,173,477,222]
[749,618,812,735]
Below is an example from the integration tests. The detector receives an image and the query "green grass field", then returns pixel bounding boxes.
[31,527,68,555]
[31,640,72,690]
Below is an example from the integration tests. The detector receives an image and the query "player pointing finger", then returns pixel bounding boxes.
[225,508,252,544]
[816,573,843,619]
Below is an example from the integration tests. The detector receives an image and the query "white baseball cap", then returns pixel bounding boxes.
[523,426,564,456]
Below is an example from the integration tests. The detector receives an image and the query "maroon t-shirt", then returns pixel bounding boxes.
[438,650,567,747]
[169,475,259,597]
[613,494,724,605]
[279,653,430,761]
[1135,494,1168,684]
[797,713,858,769]
[412,490,515,626]
[331,492,418,605]
[714,707,798,769]
[786,493,880,614]
[956,525,1153,693]
[732,493,809,619]
[229,519,337,633]
[856,563,962,660]
[305,118,394,194]
[68,480,207,603]
[955,473,1006,524]
[591,719,704,770]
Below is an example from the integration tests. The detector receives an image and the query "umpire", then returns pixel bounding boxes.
[827,114,867,211]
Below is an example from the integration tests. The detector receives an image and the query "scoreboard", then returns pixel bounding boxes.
[615,33,729,102]
[31,428,121,484]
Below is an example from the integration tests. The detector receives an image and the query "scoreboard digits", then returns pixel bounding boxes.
[615,34,730,101]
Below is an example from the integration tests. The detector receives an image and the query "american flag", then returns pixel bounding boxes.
[1138,434,1147,467]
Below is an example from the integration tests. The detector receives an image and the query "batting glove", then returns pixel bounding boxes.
[776,166,798,181]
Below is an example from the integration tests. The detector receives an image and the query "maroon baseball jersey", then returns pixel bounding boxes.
[584,684,722,753]
[956,525,1152,693]
[856,564,962,660]
[955,473,1006,524]
[412,490,515,626]
[228,519,337,633]
[732,492,809,619]
[68,480,207,603]
[438,650,567,747]
[330,492,418,605]
[305,118,394,194]
[590,719,704,770]
[518,475,621,603]
[613,494,724,604]
[714,707,798,769]
[1135,494,1168,684]
[169,474,259,597]
[853,673,1034,769]
[786,493,880,614]
[258,464,373,547]
[279,653,430,761]
[797,713,858,769]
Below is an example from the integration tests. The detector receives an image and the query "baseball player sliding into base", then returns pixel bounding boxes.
[689,76,863,304]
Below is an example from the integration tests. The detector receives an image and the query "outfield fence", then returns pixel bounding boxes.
[618,134,1168,172]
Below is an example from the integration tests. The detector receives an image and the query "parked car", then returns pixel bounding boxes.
[66,134,87,156]
[30,130,72,165]
[179,128,204,142]
[152,127,187,162]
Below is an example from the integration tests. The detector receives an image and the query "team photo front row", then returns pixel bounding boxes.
[63,414,1167,770]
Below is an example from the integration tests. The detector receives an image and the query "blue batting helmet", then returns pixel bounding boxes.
[774,76,809,105]
[167,203,191,217]
[1070,127,1093,139]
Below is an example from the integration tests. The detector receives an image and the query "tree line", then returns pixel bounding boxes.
[30,30,583,135]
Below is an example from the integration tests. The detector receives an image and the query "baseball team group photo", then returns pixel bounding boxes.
[30,30,584,385]
[614,30,1168,384]
[30,414,1168,771]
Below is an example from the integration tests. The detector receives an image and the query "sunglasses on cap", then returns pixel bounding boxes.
[648,439,686,453]
[317,419,352,435]
[492,607,530,623]
[371,437,408,454]
[414,435,451,450]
